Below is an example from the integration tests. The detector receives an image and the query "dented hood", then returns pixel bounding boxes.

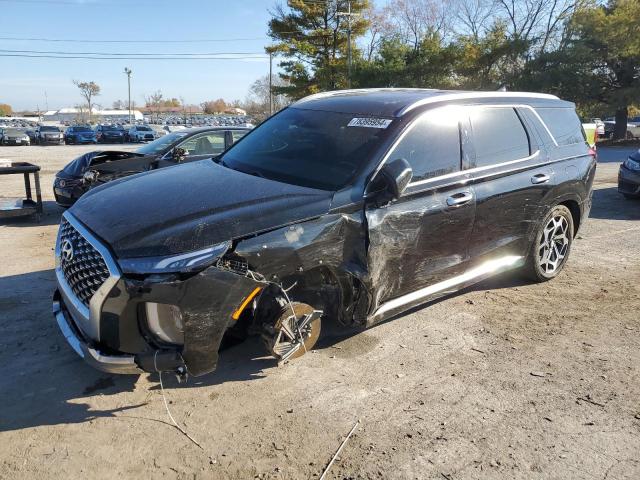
[70,160,333,258]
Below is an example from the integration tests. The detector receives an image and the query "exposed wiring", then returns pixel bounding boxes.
[154,351,203,450]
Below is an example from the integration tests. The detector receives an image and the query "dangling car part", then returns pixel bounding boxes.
[263,302,322,362]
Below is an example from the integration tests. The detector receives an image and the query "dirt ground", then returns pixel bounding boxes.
[1,144,639,480]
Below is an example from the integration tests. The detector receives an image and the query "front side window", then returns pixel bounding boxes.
[469,107,530,168]
[535,107,585,146]
[386,107,461,182]
[178,132,226,156]
[220,108,392,190]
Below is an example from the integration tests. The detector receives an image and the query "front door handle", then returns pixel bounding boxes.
[531,173,551,184]
[446,191,473,207]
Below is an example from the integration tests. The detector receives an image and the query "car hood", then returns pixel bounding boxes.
[70,160,334,258]
[58,150,149,178]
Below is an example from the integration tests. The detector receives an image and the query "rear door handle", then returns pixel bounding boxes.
[531,173,550,184]
[446,191,473,207]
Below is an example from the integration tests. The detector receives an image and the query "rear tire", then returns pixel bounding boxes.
[523,205,574,282]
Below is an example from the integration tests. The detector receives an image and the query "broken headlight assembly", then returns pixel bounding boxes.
[119,241,231,274]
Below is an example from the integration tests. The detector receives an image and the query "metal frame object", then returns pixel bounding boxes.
[0,162,43,220]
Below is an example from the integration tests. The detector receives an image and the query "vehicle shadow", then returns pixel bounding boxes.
[0,200,64,227]
[589,187,640,221]
[0,268,278,434]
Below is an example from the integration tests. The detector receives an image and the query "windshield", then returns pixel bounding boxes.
[73,126,92,132]
[102,125,121,131]
[135,131,189,155]
[219,108,392,190]
[41,126,58,131]
[136,126,152,131]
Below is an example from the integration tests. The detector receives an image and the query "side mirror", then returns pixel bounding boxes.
[368,158,413,201]
[172,147,188,162]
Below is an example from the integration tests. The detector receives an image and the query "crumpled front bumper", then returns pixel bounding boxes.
[52,212,262,376]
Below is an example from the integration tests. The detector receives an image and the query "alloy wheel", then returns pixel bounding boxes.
[538,215,570,274]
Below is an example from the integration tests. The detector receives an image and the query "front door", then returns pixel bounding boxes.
[365,106,476,315]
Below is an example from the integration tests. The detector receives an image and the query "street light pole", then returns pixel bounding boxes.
[124,67,132,124]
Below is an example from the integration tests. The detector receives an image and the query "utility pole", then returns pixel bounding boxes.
[269,51,273,116]
[124,67,132,124]
[337,1,358,89]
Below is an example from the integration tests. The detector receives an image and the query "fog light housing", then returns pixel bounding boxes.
[145,303,184,345]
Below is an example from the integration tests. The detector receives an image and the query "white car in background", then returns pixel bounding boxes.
[127,125,156,142]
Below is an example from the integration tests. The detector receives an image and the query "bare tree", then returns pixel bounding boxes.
[383,0,452,50]
[455,0,495,40]
[362,4,391,60]
[494,0,578,53]
[73,80,100,121]
[144,90,164,123]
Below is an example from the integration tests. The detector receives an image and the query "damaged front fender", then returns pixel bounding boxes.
[104,266,262,376]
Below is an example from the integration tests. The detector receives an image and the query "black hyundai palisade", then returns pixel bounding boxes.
[53,89,596,378]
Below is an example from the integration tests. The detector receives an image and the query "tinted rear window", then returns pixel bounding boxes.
[469,107,530,167]
[535,107,584,146]
[387,107,461,181]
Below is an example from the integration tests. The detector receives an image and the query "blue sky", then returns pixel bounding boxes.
[0,0,279,111]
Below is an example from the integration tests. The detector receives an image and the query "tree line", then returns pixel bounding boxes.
[268,0,640,138]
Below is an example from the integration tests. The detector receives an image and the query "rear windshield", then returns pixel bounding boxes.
[5,128,22,135]
[219,108,392,190]
[536,108,585,146]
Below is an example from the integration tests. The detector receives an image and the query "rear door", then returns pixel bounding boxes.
[365,106,476,312]
[465,105,554,267]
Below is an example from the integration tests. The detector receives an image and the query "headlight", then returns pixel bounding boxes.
[623,158,640,171]
[118,241,230,274]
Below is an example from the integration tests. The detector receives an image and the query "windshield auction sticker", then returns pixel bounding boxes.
[347,117,393,129]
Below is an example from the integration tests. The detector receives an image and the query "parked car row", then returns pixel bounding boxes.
[51,89,596,381]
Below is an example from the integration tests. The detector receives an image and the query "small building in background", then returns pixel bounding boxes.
[42,108,144,124]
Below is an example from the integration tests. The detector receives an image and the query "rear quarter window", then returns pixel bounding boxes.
[535,107,585,146]
[468,107,530,168]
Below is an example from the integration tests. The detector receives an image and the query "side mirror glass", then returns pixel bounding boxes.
[368,158,413,201]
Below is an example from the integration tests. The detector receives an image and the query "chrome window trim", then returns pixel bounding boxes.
[55,211,121,342]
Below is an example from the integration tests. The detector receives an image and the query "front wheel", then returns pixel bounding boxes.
[523,205,574,282]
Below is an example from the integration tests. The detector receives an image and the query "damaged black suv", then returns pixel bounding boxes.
[53,89,595,378]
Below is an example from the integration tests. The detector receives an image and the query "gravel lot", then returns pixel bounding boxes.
[1,144,639,479]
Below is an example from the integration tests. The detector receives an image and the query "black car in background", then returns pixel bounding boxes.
[51,89,595,378]
[64,126,97,145]
[0,127,31,145]
[95,124,126,143]
[618,149,640,199]
[35,125,63,144]
[53,126,250,206]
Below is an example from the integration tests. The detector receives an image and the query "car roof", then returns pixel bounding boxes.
[292,88,572,117]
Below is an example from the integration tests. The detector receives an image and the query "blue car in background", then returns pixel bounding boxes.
[64,126,97,145]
